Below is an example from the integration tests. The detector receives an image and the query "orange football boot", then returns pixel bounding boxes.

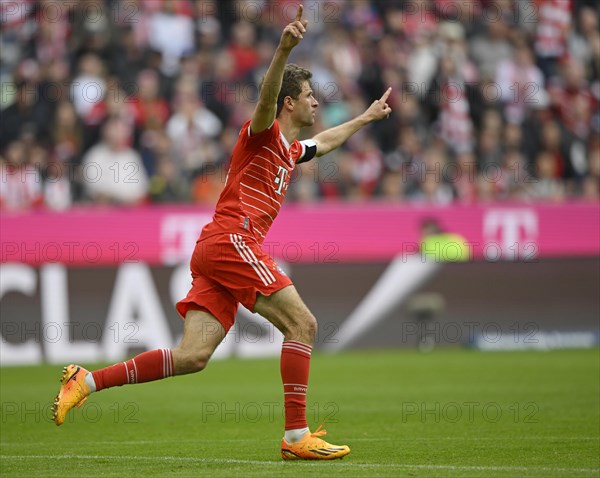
[52,364,91,426]
[281,425,350,460]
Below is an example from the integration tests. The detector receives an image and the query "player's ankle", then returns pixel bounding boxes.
[84,372,96,393]
[284,427,309,443]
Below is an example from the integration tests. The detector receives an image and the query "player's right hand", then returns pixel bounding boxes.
[279,5,308,51]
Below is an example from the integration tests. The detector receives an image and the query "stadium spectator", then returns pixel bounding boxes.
[0,139,43,210]
[344,135,384,199]
[109,26,153,97]
[44,159,74,211]
[194,0,222,50]
[399,0,438,43]
[190,162,227,205]
[425,22,477,155]
[71,53,107,121]
[69,0,117,60]
[538,119,573,183]
[531,150,566,200]
[582,137,600,199]
[51,100,83,162]
[49,100,83,205]
[407,29,438,97]
[452,151,478,203]
[131,69,170,131]
[148,0,195,76]
[166,78,223,175]
[496,40,546,125]
[548,57,596,140]
[469,14,513,81]
[30,2,70,66]
[150,150,190,204]
[496,150,532,201]
[227,21,260,80]
[80,117,148,204]
[568,6,599,70]
[534,0,572,78]
[503,122,525,155]
[410,147,454,204]
[0,61,52,151]
[477,109,504,168]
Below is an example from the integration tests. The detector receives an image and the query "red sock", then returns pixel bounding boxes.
[92,349,174,392]
[281,340,312,430]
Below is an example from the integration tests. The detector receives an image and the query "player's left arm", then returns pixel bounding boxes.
[309,87,392,159]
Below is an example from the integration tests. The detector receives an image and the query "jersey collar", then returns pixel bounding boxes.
[279,131,291,150]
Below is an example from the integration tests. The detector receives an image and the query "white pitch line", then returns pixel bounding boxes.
[354,436,600,442]
[1,439,262,446]
[2,436,597,447]
[1,455,598,475]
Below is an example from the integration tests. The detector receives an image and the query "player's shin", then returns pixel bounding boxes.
[280,340,312,442]
[90,348,174,391]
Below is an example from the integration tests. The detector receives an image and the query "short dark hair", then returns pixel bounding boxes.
[274,64,312,117]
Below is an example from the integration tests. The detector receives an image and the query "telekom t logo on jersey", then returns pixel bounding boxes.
[274,166,289,195]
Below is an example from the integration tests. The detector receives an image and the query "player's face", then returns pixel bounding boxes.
[294,81,319,127]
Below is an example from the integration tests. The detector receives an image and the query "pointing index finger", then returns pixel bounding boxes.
[380,87,392,102]
[295,5,303,22]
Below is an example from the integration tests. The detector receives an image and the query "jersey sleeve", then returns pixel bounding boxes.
[294,139,318,164]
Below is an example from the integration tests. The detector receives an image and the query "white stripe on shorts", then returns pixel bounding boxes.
[234,234,276,283]
[229,234,273,286]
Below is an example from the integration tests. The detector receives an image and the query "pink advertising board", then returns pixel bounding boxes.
[1,202,598,266]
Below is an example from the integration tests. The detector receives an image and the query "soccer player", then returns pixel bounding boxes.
[52,5,392,460]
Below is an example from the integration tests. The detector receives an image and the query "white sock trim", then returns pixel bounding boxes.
[284,427,310,443]
[84,372,96,393]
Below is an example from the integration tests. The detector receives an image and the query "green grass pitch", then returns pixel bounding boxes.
[1,349,599,477]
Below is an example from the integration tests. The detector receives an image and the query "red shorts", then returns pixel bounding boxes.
[175,232,293,332]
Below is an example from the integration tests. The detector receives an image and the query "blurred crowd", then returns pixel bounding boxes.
[0,0,598,211]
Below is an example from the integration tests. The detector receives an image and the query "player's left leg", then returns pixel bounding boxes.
[52,311,226,425]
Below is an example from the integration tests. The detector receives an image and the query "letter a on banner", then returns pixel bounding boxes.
[103,263,173,361]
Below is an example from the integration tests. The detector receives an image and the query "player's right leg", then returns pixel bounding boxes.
[254,286,350,460]
[171,310,227,375]
[52,310,226,426]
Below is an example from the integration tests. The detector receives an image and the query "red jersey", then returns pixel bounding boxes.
[200,119,316,244]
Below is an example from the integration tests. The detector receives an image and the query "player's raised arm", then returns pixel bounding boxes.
[311,87,392,157]
[250,5,308,134]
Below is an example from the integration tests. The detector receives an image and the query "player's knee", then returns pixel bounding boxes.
[188,353,209,373]
[185,352,210,373]
[304,315,318,342]
[283,313,317,343]
[174,349,211,374]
